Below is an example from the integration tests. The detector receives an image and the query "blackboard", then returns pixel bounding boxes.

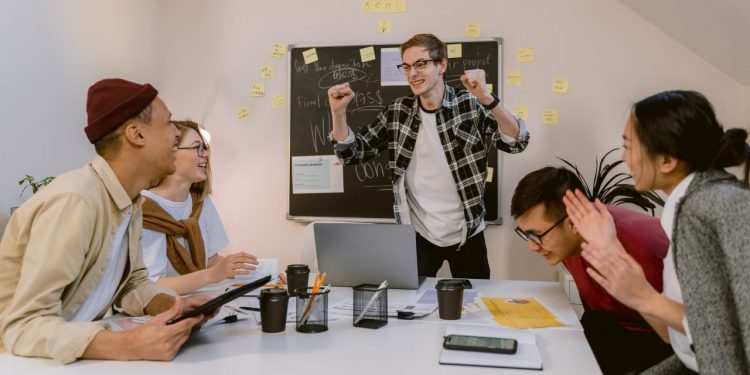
[288,39,503,222]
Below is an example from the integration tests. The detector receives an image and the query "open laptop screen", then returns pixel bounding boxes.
[313,223,423,289]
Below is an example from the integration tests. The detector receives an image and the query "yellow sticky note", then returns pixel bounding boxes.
[543,109,559,124]
[260,65,274,80]
[377,19,392,33]
[360,46,376,63]
[517,47,534,63]
[486,167,494,183]
[553,78,570,94]
[302,48,318,64]
[271,95,286,109]
[486,84,494,94]
[237,106,250,121]
[270,43,286,59]
[396,0,407,12]
[512,105,529,121]
[506,71,523,86]
[465,23,481,38]
[251,83,265,97]
[361,0,372,12]
[447,44,462,58]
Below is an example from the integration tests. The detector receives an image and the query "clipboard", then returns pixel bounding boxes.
[167,274,272,325]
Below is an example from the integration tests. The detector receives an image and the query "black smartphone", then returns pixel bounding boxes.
[458,279,472,289]
[443,334,518,355]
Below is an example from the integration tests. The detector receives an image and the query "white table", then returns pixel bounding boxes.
[0,278,601,374]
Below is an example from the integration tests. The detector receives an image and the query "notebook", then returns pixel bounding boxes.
[440,324,543,370]
[313,223,424,289]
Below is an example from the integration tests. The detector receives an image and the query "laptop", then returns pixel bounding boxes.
[313,223,424,289]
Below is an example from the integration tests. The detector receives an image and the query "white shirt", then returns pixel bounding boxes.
[140,191,229,280]
[69,213,131,322]
[660,172,698,372]
[405,108,466,246]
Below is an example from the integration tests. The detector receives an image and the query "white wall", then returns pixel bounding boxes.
[0,0,164,232]
[158,0,745,281]
[2,0,746,281]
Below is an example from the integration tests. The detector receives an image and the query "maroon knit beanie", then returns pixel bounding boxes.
[84,78,158,144]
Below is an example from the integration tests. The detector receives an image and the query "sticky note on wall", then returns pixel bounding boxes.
[517,47,534,63]
[270,43,286,59]
[486,167,494,183]
[260,65,274,79]
[506,71,523,86]
[237,106,251,121]
[377,19,392,33]
[553,78,570,94]
[360,46,376,62]
[465,23,481,38]
[303,48,319,64]
[542,109,559,124]
[251,83,265,97]
[513,105,529,121]
[271,95,286,109]
[447,44,462,58]
[486,84,494,94]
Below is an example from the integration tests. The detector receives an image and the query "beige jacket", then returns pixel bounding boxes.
[0,156,175,364]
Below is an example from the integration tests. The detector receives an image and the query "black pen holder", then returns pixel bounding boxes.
[295,287,329,333]
[352,284,388,329]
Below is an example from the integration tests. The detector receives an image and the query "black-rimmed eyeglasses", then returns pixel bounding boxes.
[176,144,209,157]
[514,215,568,246]
[396,59,438,73]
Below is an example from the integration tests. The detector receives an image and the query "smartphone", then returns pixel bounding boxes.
[443,334,518,355]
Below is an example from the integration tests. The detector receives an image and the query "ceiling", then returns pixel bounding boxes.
[618,0,750,85]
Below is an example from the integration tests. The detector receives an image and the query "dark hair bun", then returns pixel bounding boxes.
[714,128,749,169]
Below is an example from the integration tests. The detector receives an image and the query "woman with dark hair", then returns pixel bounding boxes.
[140,120,259,294]
[563,90,750,374]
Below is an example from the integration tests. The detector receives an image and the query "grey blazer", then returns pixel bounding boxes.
[646,170,750,374]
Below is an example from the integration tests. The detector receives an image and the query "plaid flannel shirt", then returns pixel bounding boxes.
[331,85,529,238]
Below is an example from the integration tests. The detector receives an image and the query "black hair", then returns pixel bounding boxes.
[632,90,749,185]
[511,166,584,220]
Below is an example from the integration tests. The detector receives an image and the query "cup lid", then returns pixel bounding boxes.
[259,288,289,301]
[435,279,464,290]
[286,264,310,272]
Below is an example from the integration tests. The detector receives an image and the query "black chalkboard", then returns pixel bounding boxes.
[288,39,502,222]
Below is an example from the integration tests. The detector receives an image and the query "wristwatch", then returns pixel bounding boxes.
[481,93,501,110]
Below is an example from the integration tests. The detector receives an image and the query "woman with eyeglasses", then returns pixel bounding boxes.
[139,120,259,294]
[563,90,750,373]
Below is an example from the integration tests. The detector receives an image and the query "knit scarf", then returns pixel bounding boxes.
[142,191,206,275]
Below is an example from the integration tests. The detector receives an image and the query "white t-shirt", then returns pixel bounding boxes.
[70,213,131,322]
[405,108,465,247]
[660,172,698,372]
[140,191,229,280]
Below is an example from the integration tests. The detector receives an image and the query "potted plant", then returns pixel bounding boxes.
[18,175,55,196]
[11,175,56,214]
[557,148,664,215]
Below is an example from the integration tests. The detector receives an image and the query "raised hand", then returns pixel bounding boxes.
[460,69,492,103]
[581,242,658,311]
[327,82,355,114]
[562,189,619,250]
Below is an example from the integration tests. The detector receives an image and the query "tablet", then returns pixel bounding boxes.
[167,274,272,325]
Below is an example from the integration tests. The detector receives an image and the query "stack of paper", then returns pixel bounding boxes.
[439,325,542,370]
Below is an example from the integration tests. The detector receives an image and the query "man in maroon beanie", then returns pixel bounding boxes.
[0,78,211,364]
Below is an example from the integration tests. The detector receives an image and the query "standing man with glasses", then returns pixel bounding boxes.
[327,33,529,279]
[511,166,673,374]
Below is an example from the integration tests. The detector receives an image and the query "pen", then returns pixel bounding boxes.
[300,272,326,324]
[239,306,261,312]
[354,280,388,325]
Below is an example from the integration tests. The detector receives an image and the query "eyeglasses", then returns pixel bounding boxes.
[514,215,568,246]
[176,143,209,157]
[396,59,438,73]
